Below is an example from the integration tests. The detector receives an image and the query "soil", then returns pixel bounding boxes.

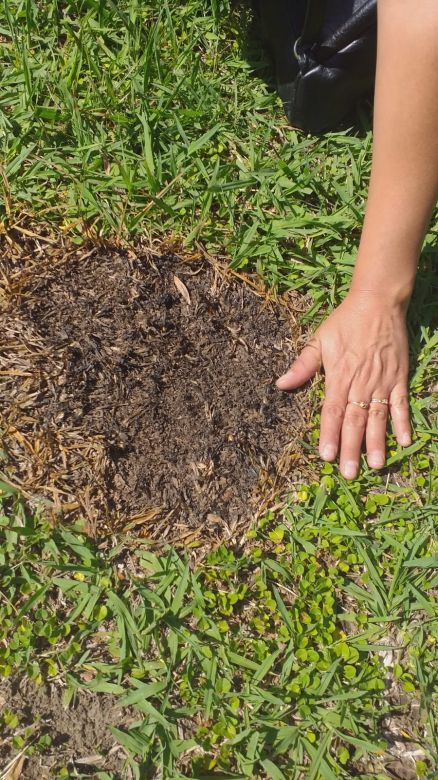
[0,675,132,778]
[1,239,310,542]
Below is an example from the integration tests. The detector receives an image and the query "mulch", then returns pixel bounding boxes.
[0,228,314,546]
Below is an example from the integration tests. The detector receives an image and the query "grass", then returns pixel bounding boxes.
[1,0,378,300]
[1,470,437,778]
[0,0,437,778]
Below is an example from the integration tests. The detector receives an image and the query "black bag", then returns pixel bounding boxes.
[257,0,377,133]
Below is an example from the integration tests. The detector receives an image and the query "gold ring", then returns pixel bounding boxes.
[370,398,389,405]
[348,400,370,410]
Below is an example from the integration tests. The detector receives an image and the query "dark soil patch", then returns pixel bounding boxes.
[0,675,132,778]
[1,239,310,542]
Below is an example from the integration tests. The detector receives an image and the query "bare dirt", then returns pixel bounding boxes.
[0,675,132,778]
[1,237,310,543]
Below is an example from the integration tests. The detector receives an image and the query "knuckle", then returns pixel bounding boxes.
[322,401,345,421]
[296,355,309,368]
[344,409,367,429]
[369,406,388,421]
[293,356,310,373]
[391,395,409,410]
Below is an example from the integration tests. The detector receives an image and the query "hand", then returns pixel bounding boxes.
[276,290,412,479]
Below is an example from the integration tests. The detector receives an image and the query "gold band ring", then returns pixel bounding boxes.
[348,400,370,410]
[370,398,389,405]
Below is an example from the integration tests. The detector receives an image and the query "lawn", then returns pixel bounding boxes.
[0,1,437,778]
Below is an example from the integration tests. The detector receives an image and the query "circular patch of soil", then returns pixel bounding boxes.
[1,239,310,542]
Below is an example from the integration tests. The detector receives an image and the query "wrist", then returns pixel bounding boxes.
[346,285,411,313]
[350,247,417,309]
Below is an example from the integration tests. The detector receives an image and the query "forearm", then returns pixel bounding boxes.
[351,0,438,305]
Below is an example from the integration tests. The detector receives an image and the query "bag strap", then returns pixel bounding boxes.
[300,0,326,45]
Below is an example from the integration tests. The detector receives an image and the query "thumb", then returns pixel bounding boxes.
[276,341,321,390]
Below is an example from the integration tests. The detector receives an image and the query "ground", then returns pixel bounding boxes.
[0,676,132,779]
[0,1,437,779]
[2,236,308,543]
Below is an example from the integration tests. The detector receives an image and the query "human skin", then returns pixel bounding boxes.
[277,0,438,479]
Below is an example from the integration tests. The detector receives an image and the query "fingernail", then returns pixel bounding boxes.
[400,434,411,447]
[342,461,358,479]
[368,453,385,469]
[321,444,336,461]
[276,374,290,388]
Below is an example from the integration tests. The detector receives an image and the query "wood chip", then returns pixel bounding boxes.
[207,513,223,525]
[173,275,191,305]
[75,754,104,765]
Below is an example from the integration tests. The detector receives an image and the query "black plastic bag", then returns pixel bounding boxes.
[257,0,377,133]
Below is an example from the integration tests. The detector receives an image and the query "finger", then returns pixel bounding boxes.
[390,384,411,447]
[366,396,389,469]
[339,401,368,479]
[276,339,321,391]
[319,381,349,462]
